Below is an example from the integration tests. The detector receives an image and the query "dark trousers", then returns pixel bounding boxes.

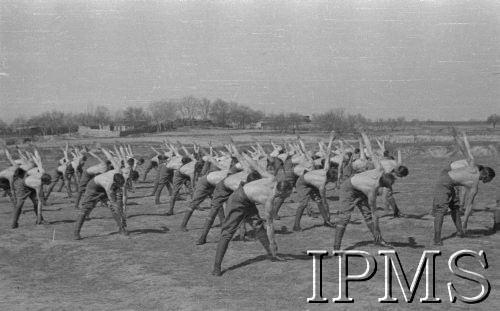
[167,170,190,214]
[213,187,270,271]
[197,180,231,243]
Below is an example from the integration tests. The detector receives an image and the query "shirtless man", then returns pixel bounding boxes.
[196,147,262,245]
[12,150,52,228]
[45,146,73,201]
[333,132,393,251]
[73,149,128,239]
[180,148,236,231]
[74,151,113,209]
[142,147,161,182]
[212,164,293,276]
[431,132,495,245]
[293,132,338,231]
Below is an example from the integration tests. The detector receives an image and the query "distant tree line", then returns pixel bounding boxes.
[1,97,498,136]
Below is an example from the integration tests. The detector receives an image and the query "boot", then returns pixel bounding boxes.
[212,237,231,276]
[151,179,160,197]
[180,209,194,232]
[333,225,346,251]
[166,195,176,216]
[494,209,500,232]
[11,205,22,229]
[450,209,465,237]
[433,213,444,246]
[74,213,86,240]
[197,208,219,245]
[293,204,307,231]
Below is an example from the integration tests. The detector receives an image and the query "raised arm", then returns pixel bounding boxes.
[5,149,17,166]
[361,131,381,170]
[242,153,273,178]
[462,132,475,165]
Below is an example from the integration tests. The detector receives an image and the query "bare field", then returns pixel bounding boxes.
[1,137,500,310]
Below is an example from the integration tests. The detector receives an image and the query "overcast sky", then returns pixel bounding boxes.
[1,0,499,121]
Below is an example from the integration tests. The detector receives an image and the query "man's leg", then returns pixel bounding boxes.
[151,168,162,196]
[167,171,187,215]
[197,182,232,245]
[293,178,311,231]
[11,198,25,229]
[74,200,97,240]
[333,182,356,251]
[450,207,464,237]
[293,196,309,232]
[143,162,153,182]
[44,172,61,201]
[212,204,245,276]
[273,196,285,220]
[181,177,213,231]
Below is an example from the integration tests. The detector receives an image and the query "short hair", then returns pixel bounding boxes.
[379,173,396,188]
[394,165,409,178]
[246,171,261,183]
[113,173,125,187]
[13,168,26,180]
[354,148,360,154]
[105,160,113,170]
[0,177,10,189]
[127,158,135,167]
[194,160,205,173]
[41,173,52,185]
[181,156,192,165]
[130,170,139,181]
[479,166,496,182]
[81,155,88,162]
[158,155,167,161]
[230,157,238,167]
[137,158,145,165]
[326,166,338,182]
[276,180,293,193]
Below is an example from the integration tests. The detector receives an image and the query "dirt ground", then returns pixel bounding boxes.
[0,146,499,310]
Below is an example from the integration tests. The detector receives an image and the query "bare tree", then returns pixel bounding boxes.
[210,99,231,126]
[199,98,211,120]
[149,100,178,132]
[178,96,200,124]
[487,114,500,128]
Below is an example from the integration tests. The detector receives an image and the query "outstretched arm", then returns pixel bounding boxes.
[462,132,475,166]
[242,153,273,178]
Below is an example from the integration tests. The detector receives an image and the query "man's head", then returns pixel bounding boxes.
[246,170,262,183]
[379,173,396,188]
[112,173,126,189]
[0,177,9,190]
[275,180,294,199]
[181,156,192,165]
[13,167,26,180]
[137,158,145,165]
[41,173,52,185]
[105,160,113,171]
[158,155,167,162]
[326,162,339,183]
[479,166,495,183]
[394,165,409,178]
[130,170,139,182]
